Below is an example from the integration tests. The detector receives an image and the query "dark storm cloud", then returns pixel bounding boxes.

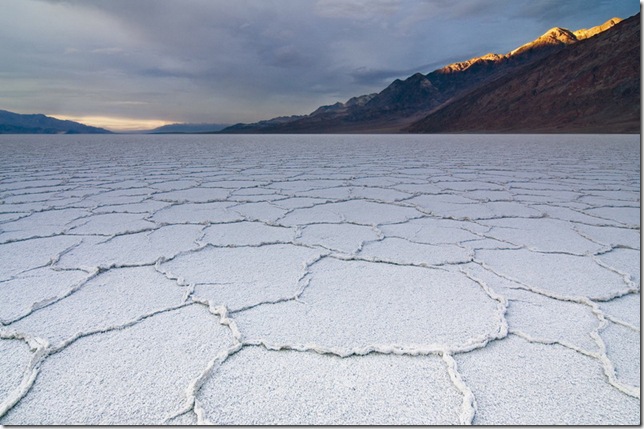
[2,0,640,129]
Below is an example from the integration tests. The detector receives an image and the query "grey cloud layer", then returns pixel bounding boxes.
[1,0,638,124]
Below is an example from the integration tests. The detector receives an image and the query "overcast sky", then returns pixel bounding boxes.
[0,0,639,131]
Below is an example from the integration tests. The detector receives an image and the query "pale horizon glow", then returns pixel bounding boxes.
[51,115,174,132]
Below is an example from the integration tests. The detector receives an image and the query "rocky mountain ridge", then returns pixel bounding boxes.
[221,15,637,134]
[408,14,639,133]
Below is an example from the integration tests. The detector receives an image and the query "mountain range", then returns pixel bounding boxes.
[222,14,640,134]
[0,110,111,134]
[147,123,230,133]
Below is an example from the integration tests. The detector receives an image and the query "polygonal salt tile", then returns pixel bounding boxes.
[296,223,380,254]
[585,207,639,227]
[95,189,154,198]
[227,193,284,203]
[579,195,640,207]
[200,221,294,246]
[595,248,640,287]
[161,244,322,311]
[202,180,263,189]
[479,218,604,254]
[509,181,576,192]
[436,180,503,192]
[505,289,599,352]
[600,293,640,328]
[10,266,186,347]
[2,192,58,204]
[0,212,30,223]
[151,202,242,224]
[101,179,148,189]
[1,305,232,425]
[574,224,640,250]
[460,237,522,250]
[279,200,421,226]
[0,201,57,214]
[277,204,343,225]
[92,199,170,215]
[295,186,353,200]
[53,187,103,200]
[198,347,461,425]
[0,208,89,243]
[0,236,82,281]
[411,195,499,220]
[601,322,640,388]
[379,218,483,244]
[267,179,346,192]
[358,237,471,266]
[56,224,204,269]
[66,213,156,236]
[149,179,199,191]
[456,335,640,425]
[235,258,500,352]
[0,179,64,192]
[86,194,151,206]
[154,187,230,203]
[581,189,640,203]
[271,197,329,210]
[231,202,289,223]
[349,186,412,203]
[511,189,581,204]
[480,201,543,219]
[349,176,410,187]
[0,268,89,324]
[390,183,443,195]
[530,204,618,226]
[408,194,476,208]
[476,249,629,300]
[462,189,515,201]
[231,187,281,197]
[0,339,32,403]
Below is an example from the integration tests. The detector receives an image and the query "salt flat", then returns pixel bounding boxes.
[0,134,639,425]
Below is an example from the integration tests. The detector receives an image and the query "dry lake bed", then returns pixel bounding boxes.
[0,134,640,424]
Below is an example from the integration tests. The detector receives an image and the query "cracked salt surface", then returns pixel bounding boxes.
[198,347,463,425]
[0,134,639,425]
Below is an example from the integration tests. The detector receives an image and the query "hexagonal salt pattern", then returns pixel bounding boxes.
[0,134,639,425]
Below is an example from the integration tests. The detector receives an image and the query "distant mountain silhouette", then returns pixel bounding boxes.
[221,15,639,134]
[0,110,111,134]
[147,123,230,133]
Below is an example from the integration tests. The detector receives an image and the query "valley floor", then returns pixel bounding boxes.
[0,134,640,425]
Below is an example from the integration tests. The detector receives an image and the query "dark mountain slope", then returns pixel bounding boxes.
[407,14,640,133]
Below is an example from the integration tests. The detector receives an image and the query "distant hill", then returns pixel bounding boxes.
[0,110,111,134]
[147,123,230,133]
[223,115,306,133]
[220,15,639,134]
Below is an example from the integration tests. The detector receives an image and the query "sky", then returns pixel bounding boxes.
[0,0,640,131]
